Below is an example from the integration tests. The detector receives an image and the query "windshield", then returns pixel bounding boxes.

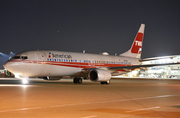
[12,56,28,60]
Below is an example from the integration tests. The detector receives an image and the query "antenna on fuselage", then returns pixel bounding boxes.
[83,50,85,53]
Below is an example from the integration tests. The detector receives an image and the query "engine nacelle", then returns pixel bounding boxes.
[88,69,111,82]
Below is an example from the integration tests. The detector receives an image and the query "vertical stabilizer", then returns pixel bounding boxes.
[120,24,145,59]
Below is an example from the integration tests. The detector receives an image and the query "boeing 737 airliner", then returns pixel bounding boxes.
[4,24,175,85]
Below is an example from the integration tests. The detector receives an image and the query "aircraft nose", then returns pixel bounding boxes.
[4,61,11,70]
[4,60,16,72]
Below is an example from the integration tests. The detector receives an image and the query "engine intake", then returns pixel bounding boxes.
[88,69,111,81]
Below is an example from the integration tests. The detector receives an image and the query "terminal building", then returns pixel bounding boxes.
[122,55,180,79]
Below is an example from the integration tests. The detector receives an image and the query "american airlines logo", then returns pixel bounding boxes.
[49,52,72,58]
[135,41,142,46]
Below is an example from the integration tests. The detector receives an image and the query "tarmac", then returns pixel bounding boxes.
[0,78,180,118]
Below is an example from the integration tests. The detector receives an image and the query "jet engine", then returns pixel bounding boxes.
[88,69,111,82]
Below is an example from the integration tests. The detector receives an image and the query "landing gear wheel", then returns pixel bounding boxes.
[73,78,82,84]
[100,80,110,85]
[77,78,82,84]
[101,82,105,85]
[106,80,110,85]
[73,78,78,84]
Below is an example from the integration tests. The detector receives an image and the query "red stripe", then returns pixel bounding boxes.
[131,33,143,54]
[8,60,132,69]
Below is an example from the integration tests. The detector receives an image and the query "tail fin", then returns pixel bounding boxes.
[120,24,145,59]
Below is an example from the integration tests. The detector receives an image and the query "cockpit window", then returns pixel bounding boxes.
[21,56,28,60]
[12,56,21,59]
[12,56,28,60]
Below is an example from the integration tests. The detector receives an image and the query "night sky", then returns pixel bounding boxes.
[1,0,180,59]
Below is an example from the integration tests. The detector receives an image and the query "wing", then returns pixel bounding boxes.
[139,56,177,62]
[108,62,180,70]
[82,62,180,71]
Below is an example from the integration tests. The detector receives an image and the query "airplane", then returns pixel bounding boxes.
[4,24,178,85]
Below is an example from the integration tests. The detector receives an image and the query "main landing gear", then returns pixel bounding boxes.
[73,78,82,84]
[100,80,110,85]
[73,78,110,85]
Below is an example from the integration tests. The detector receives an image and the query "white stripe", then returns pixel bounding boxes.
[81,115,97,118]
[126,106,160,112]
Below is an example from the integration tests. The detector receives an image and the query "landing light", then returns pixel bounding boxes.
[22,79,29,85]
[0,85,28,88]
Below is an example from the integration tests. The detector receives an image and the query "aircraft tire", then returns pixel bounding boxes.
[101,81,110,85]
[106,80,110,85]
[100,82,105,84]
[73,78,82,84]
[73,78,78,84]
[77,78,82,84]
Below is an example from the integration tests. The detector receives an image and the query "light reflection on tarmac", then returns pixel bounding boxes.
[0,78,180,118]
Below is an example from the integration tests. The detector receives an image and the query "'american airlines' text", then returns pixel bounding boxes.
[52,53,72,58]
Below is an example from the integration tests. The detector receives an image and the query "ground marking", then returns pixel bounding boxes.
[0,94,179,113]
[81,115,97,118]
[126,106,160,112]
